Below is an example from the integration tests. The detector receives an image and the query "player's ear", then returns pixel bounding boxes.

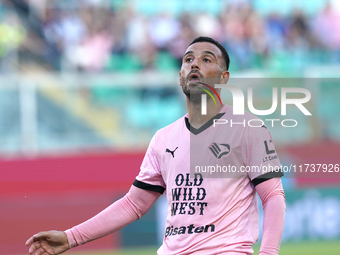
[179,72,182,87]
[220,70,230,84]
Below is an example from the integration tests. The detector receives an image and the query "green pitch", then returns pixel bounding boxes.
[66,240,340,255]
[254,240,340,255]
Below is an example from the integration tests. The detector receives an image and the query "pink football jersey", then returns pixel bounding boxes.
[134,104,283,255]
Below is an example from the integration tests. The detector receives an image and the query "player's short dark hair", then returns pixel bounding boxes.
[189,36,230,71]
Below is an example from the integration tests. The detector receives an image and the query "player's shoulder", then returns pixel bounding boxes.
[244,110,260,120]
[223,105,265,126]
[224,106,270,134]
[154,114,187,140]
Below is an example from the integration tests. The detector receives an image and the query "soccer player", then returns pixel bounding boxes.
[26,37,285,255]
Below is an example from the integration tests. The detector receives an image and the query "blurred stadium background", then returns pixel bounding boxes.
[1,0,340,254]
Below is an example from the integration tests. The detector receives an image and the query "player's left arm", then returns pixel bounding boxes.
[255,178,286,255]
[242,122,286,255]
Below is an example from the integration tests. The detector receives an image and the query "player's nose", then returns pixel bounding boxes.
[190,58,200,70]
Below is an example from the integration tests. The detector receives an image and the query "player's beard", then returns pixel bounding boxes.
[181,76,203,104]
[181,74,222,105]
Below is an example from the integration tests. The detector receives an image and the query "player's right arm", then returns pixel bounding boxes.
[25,185,161,255]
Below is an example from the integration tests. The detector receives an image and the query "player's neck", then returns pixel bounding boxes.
[186,98,223,129]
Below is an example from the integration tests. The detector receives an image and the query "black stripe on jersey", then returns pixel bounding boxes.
[251,169,284,187]
[133,179,166,194]
[185,112,225,135]
[209,146,218,158]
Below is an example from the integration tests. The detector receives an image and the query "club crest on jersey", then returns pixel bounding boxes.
[208,143,230,159]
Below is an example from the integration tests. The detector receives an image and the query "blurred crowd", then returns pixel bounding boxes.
[1,0,340,73]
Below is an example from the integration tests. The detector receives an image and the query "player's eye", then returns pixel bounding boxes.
[203,58,211,63]
[185,57,192,63]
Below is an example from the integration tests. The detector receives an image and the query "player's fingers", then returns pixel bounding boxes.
[25,235,36,246]
[27,231,53,246]
[40,243,55,254]
[32,247,47,255]
[33,232,52,241]
[28,242,41,254]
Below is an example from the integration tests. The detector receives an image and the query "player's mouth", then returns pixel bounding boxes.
[188,72,201,82]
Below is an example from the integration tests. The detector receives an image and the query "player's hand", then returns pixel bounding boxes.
[25,230,69,255]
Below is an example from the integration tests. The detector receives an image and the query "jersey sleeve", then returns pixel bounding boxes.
[133,133,166,194]
[242,124,283,186]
